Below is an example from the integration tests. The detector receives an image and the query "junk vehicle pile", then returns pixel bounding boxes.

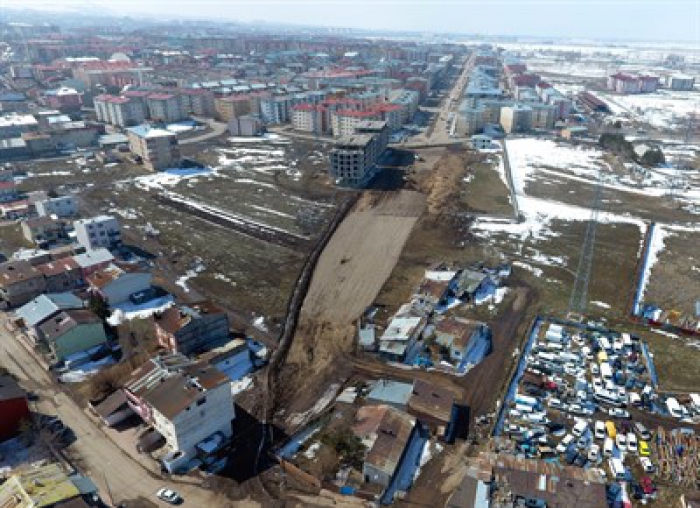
[495,318,700,506]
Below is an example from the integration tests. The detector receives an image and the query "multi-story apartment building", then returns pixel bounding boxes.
[124,353,234,473]
[530,103,557,130]
[291,104,327,133]
[94,95,147,127]
[0,114,38,140]
[666,74,695,91]
[73,215,121,251]
[214,96,252,122]
[43,87,82,111]
[126,125,181,171]
[179,89,215,117]
[145,94,186,123]
[331,109,382,137]
[329,122,388,188]
[260,95,292,124]
[607,73,659,94]
[500,104,533,134]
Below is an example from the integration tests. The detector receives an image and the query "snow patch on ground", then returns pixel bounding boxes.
[639,225,670,301]
[591,300,611,309]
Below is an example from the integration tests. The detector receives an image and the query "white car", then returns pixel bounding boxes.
[640,456,655,473]
[156,489,182,505]
[588,444,600,462]
[590,363,600,375]
[572,420,588,438]
[627,433,638,453]
[594,421,606,440]
[608,407,630,419]
[616,433,627,452]
[557,434,574,454]
[603,437,614,457]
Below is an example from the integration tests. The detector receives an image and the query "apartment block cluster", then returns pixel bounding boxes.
[456,49,573,137]
[95,87,215,127]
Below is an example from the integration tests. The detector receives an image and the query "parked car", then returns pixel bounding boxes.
[572,420,588,438]
[639,440,651,457]
[156,489,182,505]
[588,444,600,462]
[634,422,652,441]
[631,482,644,500]
[616,433,627,452]
[574,453,588,468]
[557,434,574,454]
[603,437,614,457]
[640,456,655,474]
[640,476,656,495]
[627,433,638,454]
[607,407,630,419]
[565,447,578,464]
[594,421,606,440]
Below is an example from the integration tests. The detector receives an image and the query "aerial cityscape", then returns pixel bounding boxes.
[0,1,698,507]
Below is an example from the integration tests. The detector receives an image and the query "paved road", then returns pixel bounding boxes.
[0,319,224,508]
[180,118,228,145]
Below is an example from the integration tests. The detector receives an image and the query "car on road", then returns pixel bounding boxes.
[156,489,182,505]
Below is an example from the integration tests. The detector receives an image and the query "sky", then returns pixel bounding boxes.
[5,0,700,42]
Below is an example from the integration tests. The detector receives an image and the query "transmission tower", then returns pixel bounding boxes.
[569,171,604,314]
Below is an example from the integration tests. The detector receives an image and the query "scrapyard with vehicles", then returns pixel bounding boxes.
[494,317,700,506]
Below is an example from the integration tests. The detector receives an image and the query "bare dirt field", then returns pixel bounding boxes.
[277,191,425,424]
[301,191,425,322]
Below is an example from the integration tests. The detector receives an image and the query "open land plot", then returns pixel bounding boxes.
[596,89,700,132]
[505,137,700,224]
[0,222,32,257]
[641,227,700,316]
[637,328,700,393]
[460,152,514,217]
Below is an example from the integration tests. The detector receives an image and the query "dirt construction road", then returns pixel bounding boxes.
[278,191,426,425]
[0,320,255,508]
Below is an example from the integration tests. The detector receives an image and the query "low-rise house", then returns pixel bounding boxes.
[155,304,229,356]
[21,216,68,246]
[0,260,47,308]
[407,379,461,442]
[38,309,108,362]
[87,264,152,306]
[378,315,425,362]
[89,390,134,428]
[73,248,114,278]
[0,463,84,508]
[35,195,79,217]
[453,269,497,301]
[366,380,413,411]
[413,278,450,310]
[201,339,254,382]
[123,353,234,473]
[15,292,84,341]
[36,257,82,293]
[353,405,418,488]
[0,375,30,442]
[434,317,491,364]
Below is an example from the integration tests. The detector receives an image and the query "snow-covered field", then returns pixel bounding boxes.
[596,90,699,131]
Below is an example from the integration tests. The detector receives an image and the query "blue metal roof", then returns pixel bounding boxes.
[367,380,413,407]
[16,293,83,328]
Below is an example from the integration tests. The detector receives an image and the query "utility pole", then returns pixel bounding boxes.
[569,169,604,314]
